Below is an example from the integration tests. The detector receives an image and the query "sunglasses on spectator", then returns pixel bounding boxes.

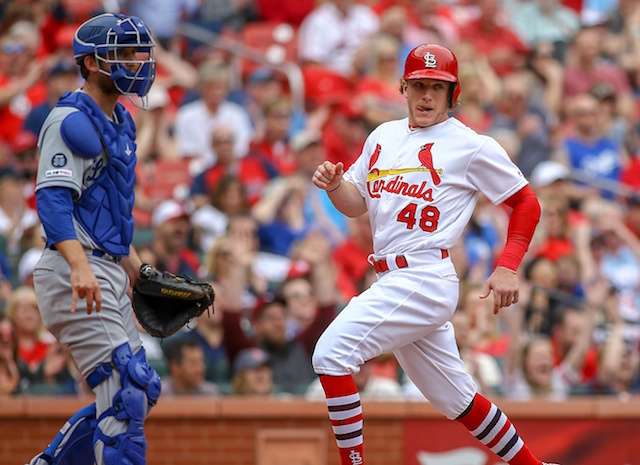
[285,291,314,300]
[3,42,26,54]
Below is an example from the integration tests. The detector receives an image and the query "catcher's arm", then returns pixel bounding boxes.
[55,239,102,314]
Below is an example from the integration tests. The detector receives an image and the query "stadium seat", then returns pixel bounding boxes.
[240,21,298,75]
[133,159,194,228]
[301,66,353,108]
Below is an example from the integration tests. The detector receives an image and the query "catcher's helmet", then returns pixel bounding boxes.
[403,43,461,107]
[73,13,156,99]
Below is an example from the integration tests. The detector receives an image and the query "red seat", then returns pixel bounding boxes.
[240,21,299,76]
[134,159,194,228]
[301,66,353,108]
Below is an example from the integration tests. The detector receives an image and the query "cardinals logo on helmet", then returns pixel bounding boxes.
[424,52,437,68]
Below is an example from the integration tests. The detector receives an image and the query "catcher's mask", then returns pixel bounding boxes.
[73,13,156,108]
[403,43,461,108]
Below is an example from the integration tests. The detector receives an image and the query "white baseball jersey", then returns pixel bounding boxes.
[343,117,528,256]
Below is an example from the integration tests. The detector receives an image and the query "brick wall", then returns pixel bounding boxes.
[2,396,638,465]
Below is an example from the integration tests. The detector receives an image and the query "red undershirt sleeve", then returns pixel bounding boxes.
[495,185,541,272]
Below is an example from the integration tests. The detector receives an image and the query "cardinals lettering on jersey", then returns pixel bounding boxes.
[366,143,441,201]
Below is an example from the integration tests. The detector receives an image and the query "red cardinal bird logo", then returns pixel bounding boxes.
[418,143,441,186]
[369,143,381,170]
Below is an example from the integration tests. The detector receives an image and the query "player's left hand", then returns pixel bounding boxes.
[479,266,519,314]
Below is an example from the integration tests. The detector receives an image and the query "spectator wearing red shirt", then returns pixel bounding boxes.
[534,195,575,262]
[148,200,202,279]
[562,26,635,119]
[551,306,600,388]
[459,0,529,77]
[322,98,368,170]
[0,21,48,149]
[332,212,374,301]
[248,97,298,176]
[353,34,407,128]
[403,0,460,49]
[190,125,277,208]
[256,0,315,26]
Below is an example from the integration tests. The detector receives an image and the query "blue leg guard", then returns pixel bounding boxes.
[92,343,161,465]
[28,403,97,465]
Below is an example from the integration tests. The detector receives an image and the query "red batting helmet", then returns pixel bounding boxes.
[403,43,461,106]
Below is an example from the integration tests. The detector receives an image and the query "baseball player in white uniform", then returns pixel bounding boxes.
[27,13,160,465]
[312,44,560,465]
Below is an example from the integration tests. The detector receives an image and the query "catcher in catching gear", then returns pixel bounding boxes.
[132,264,215,339]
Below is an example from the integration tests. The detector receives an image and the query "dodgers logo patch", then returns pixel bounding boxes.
[52,153,67,168]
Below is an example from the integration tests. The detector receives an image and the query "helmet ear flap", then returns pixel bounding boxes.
[448,82,457,108]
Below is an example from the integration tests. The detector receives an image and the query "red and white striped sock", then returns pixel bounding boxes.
[457,393,542,465]
[319,374,365,465]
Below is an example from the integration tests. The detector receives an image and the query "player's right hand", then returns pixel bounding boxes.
[70,264,102,314]
[312,161,344,192]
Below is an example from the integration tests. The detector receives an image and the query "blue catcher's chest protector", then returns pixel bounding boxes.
[57,91,137,257]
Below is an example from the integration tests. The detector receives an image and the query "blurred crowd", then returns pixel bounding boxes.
[0,0,639,402]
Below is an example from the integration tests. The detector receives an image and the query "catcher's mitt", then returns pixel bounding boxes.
[132,264,215,339]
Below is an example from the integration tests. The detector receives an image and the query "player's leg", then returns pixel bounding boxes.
[29,252,159,465]
[312,261,459,465]
[395,324,544,465]
[88,264,161,465]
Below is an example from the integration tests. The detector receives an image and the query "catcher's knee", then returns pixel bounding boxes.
[89,343,161,465]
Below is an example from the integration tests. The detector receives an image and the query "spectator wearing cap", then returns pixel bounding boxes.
[161,336,221,396]
[298,0,379,77]
[189,125,276,209]
[147,199,201,278]
[529,160,597,208]
[235,68,286,138]
[0,165,40,257]
[174,62,254,172]
[0,21,48,150]
[230,347,274,395]
[22,57,79,139]
[220,230,338,394]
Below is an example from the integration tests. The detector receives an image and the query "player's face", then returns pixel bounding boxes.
[403,78,451,128]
